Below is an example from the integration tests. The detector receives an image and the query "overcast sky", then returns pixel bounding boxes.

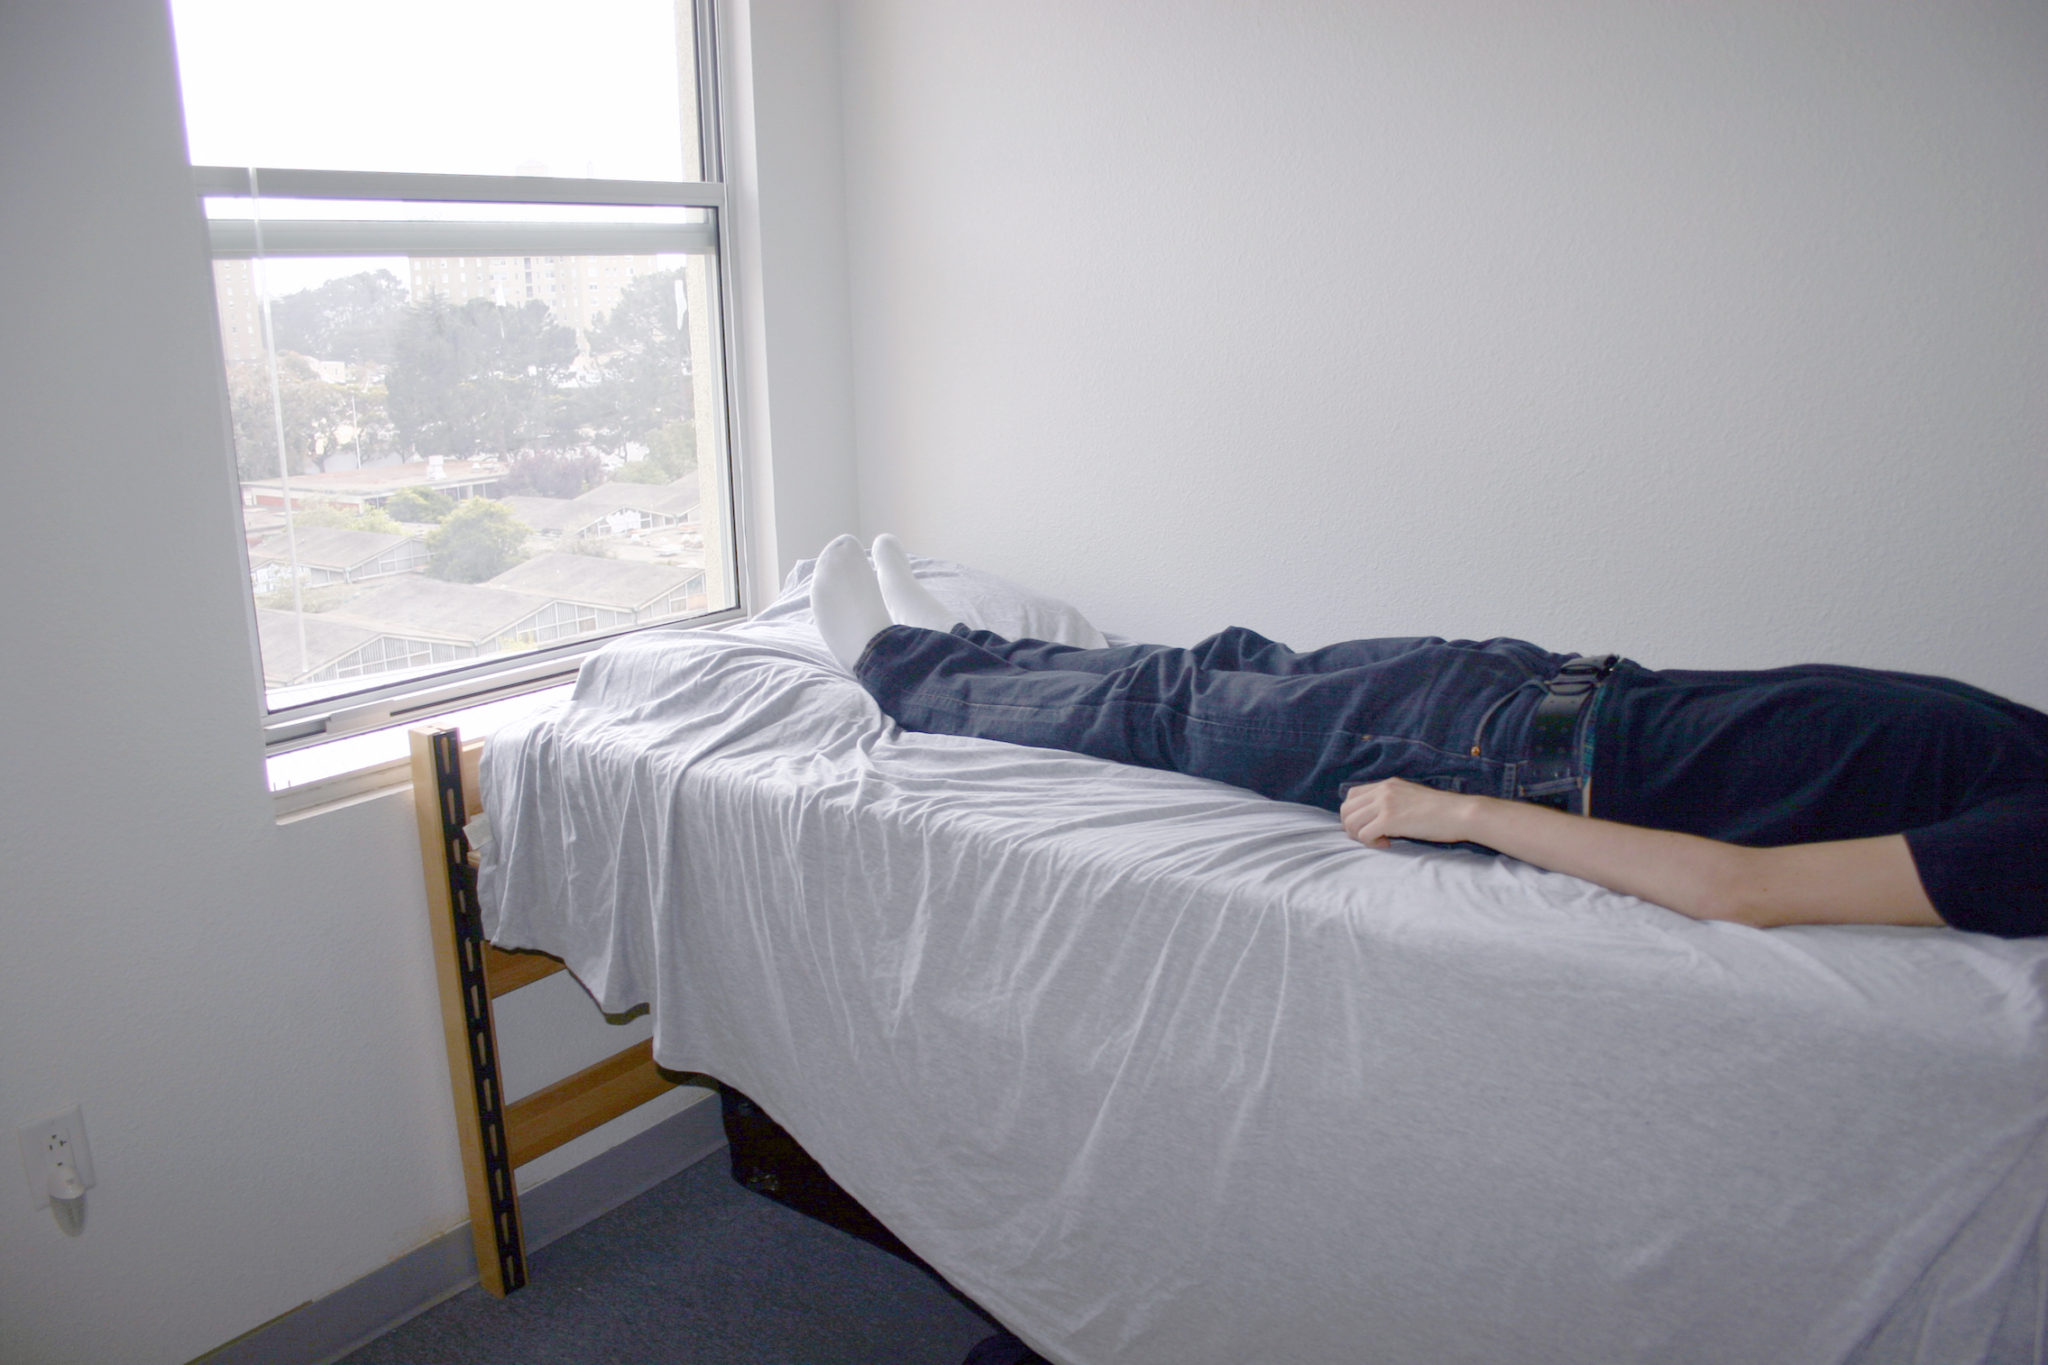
[171,0,696,294]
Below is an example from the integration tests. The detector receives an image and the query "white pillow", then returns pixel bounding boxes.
[767,549,1109,650]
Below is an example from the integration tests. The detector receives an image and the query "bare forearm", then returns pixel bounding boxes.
[1438,796,1731,917]
[1340,779,1945,929]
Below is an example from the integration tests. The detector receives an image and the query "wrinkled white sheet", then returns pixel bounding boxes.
[479,577,2048,1365]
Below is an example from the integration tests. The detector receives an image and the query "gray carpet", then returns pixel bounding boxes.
[338,1152,1000,1364]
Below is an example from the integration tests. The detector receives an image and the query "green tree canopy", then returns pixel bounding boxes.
[581,268,693,450]
[610,417,697,484]
[382,486,456,523]
[426,499,531,582]
[290,502,402,535]
[267,269,409,365]
[386,298,579,458]
[226,357,356,480]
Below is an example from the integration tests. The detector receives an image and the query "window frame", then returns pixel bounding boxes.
[187,0,749,755]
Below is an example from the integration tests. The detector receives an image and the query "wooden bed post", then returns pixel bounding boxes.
[410,725,528,1297]
[410,723,685,1298]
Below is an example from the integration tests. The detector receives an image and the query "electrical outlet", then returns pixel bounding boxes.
[19,1105,95,1210]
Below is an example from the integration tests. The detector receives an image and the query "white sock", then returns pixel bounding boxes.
[872,533,964,632]
[811,534,892,669]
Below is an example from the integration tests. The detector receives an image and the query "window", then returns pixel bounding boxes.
[170,0,740,752]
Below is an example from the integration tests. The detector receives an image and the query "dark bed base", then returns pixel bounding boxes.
[714,1084,1044,1363]
[714,1082,927,1269]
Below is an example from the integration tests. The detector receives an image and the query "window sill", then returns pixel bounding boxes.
[270,683,574,822]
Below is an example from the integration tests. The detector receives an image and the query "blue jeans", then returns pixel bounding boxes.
[855,625,1591,813]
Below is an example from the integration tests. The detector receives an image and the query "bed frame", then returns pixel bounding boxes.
[409,725,682,1295]
[408,724,926,1297]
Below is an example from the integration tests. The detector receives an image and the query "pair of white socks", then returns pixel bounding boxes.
[812,534,962,670]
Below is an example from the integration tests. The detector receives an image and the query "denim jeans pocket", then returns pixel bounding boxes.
[1335,740,1511,804]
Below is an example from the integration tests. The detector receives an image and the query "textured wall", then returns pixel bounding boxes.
[839,0,2048,704]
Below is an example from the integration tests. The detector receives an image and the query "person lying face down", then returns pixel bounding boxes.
[809,534,2048,939]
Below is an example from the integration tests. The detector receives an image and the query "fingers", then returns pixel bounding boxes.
[1339,777,1468,847]
[1340,779,1396,847]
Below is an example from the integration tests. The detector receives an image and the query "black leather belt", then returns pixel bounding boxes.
[1521,654,1618,814]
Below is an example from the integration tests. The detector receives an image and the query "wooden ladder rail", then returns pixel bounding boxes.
[410,725,681,1297]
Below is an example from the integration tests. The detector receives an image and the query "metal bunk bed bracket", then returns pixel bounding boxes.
[410,725,527,1296]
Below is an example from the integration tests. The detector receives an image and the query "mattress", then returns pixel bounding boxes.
[478,558,2048,1365]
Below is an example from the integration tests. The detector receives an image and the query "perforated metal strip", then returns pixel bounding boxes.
[430,729,527,1294]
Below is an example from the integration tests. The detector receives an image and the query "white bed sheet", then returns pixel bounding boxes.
[479,571,2048,1365]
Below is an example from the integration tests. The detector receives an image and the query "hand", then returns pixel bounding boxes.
[1338,780,1943,931]
[1339,777,1477,848]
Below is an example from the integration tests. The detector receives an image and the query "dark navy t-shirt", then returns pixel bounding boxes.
[1589,661,2048,938]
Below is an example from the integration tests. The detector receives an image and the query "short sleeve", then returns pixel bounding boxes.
[1904,788,2048,938]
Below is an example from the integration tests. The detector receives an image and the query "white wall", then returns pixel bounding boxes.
[730,0,861,583]
[0,5,845,1363]
[839,0,2048,706]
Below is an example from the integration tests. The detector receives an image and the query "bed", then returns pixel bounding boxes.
[453,553,2048,1364]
